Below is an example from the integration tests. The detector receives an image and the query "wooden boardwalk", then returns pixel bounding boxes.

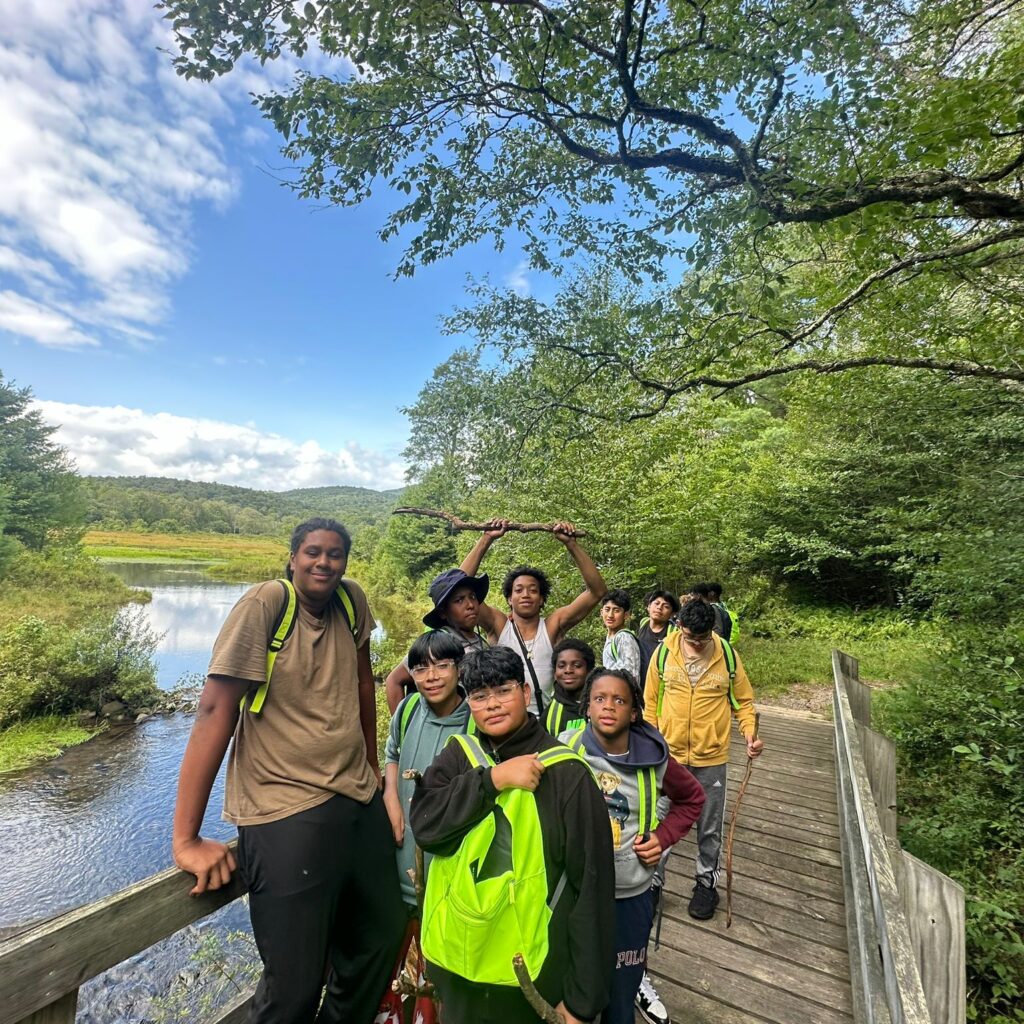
[649,707,853,1024]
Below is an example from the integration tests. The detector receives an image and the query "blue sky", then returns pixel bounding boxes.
[0,0,542,490]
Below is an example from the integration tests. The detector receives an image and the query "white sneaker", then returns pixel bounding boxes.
[636,971,670,1024]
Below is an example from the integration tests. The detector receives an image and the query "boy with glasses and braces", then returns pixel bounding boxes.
[410,646,614,1024]
[643,598,764,922]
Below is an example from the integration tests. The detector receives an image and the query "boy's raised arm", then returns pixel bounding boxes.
[560,771,615,1022]
[409,742,498,855]
[546,526,607,636]
[459,520,510,638]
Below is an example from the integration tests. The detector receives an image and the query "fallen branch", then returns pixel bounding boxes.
[512,954,566,1022]
[725,712,760,928]
[393,508,587,537]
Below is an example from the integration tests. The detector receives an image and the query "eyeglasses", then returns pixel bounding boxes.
[466,682,522,707]
[410,660,457,678]
[680,632,714,648]
[590,693,629,708]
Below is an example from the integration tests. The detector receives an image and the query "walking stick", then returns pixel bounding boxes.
[725,712,760,929]
[392,508,587,537]
[512,954,566,1022]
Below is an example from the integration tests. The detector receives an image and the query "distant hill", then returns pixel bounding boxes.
[82,475,404,536]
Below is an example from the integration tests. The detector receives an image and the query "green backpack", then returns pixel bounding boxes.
[394,691,477,742]
[652,636,739,718]
[421,734,589,985]
[241,578,356,714]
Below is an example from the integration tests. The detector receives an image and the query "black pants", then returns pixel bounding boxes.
[602,886,656,1024]
[237,792,406,1024]
[427,964,544,1024]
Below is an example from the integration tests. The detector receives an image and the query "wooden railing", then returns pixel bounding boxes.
[0,842,252,1024]
[833,650,966,1024]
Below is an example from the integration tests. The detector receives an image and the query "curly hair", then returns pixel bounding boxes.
[579,666,645,717]
[677,597,716,634]
[501,565,552,603]
[550,637,596,674]
[460,646,526,693]
[601,588,632,612]
[285,517,352,579]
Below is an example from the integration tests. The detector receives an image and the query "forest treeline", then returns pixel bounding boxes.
[82,476,401,539]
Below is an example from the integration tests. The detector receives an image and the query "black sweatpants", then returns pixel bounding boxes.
[237,791,406,1024]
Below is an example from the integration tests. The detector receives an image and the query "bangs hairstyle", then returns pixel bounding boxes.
[644,589,680,614]
[502,565,551,602]
[407,630,466,670]
[286,517,352,580]
[601,588,631,612]
[677,597,716,634]
[460,646,525,693]
[580,666,645,716]
[550,637,596,674]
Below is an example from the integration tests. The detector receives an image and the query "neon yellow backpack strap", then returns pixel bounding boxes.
[243,580,297,714]
[397,692,422,744]
[655,643,670,718]
[335,581,356,632]
[545,700,564,737]
[450,732,493,769]
[721,638,740,711]
[636,766,660,835]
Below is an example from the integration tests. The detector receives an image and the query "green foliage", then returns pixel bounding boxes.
[877,628,1024,1022]
[0,605,160,727]
[160,2,1024,395]
[0,373,84,551]
[152,928,260,1023]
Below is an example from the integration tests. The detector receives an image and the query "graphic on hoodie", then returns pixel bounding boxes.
[596,770,630,848]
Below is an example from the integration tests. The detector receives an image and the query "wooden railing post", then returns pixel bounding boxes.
[22,992,77,1024]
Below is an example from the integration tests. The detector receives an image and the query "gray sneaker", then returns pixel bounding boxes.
[635,970,670,1024]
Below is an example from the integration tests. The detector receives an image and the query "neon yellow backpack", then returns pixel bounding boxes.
[652,636,739,718]
[241,578,356,714]
[421,734,589,985]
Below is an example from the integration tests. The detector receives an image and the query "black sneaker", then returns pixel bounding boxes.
[688,883,719,920]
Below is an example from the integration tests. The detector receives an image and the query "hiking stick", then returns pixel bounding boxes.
[512,955,566,1023]
[725,712,760,929]
[393,508,587,538]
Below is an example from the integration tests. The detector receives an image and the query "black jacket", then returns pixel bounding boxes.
[410,716,615,1022]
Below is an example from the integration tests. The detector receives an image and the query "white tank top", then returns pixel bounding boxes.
[497,615,554,716]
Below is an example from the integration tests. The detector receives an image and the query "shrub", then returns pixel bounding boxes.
[0,606,160,726]
[877,626,1024,1022]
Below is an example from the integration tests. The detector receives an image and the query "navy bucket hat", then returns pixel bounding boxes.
[422,568,490,628]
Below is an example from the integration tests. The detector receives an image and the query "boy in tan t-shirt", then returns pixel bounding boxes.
[172,517,405,1024]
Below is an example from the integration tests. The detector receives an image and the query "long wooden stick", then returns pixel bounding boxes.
[393,507,587,538]
[725,712,760,928]
[512,954,566,1022]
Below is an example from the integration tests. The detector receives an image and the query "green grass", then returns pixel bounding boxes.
[740,634,939,696]
[0,716,103,774]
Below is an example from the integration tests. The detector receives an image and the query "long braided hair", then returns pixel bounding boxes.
[579,666,645,723]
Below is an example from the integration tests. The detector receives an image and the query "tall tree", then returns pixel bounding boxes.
[0,374,83,550]
[163,0,1024,397]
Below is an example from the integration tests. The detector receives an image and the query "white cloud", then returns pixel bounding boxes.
[0,292,98,348]
[32,400,406,491]
[505,259,531,297]
[0,0,354,351]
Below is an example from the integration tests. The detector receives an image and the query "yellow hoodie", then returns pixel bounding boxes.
[643,633,757,767]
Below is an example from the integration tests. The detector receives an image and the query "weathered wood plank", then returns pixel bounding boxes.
[649,944,854,1024]
[0,850,246,1024]
[858,723,897,841]
[656,914,854,1010]
[677,829,845,881]
[895,849,967,1024]
[833,649,932,1024]
[662,904,852,979]
[19,991,77,1024]
[646,970,776,1024]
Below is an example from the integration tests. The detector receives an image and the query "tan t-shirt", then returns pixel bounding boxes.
[209,578,377,826]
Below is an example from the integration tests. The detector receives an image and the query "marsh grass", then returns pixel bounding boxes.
[0,716,102,774]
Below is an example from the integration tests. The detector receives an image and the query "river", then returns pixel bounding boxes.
[0,562,255,1022]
